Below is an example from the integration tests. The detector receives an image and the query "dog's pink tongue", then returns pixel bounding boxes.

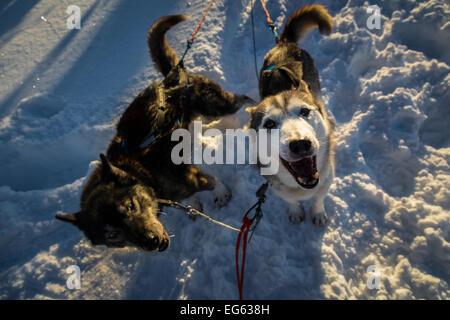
[289,157,315,177]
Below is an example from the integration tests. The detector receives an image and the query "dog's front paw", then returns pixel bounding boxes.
[311,211,328,227]
[213,181,232,208]
[287,203,305,224]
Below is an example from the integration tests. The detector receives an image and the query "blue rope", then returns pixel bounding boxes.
[179,40,193,66]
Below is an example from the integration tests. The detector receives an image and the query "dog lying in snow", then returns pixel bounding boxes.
[56,15,253,251]
[246,5,334,226]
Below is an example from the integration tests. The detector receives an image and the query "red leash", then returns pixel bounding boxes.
[257,0,279,40]
[258,0,273,24]
[235,217,254,300]
[190,0,215,43]
[179,0,215,65]
[235,182,268,300]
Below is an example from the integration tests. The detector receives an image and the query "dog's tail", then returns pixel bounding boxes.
[148,15,189,77]
[280,4,333,43]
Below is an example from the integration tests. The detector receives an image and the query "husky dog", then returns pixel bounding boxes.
[247,5,334,226]
[259,4,332,99]
[247,91,334,226]
[55,15,252,251]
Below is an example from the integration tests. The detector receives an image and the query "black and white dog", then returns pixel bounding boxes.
[247,5,334,226]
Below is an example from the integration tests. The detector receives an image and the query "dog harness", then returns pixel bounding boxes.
[144,65,189,145]
[262,61,301,89]
[117,65,191,153]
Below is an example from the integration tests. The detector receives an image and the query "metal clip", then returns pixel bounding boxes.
[246,182,269,243]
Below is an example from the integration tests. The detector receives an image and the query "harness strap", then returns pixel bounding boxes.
[121,66,189,152]
[277,65,300,87]
[263,62,300,89]
[156,84,166,128]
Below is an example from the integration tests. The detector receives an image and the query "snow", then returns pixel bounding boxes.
[0,0,449,299]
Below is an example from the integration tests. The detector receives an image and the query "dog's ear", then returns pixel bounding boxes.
[245,106,258,115]
[99,153,136,185]
[236,95,256,107]
[245,106,264,130]
[99,153,116,183]
[55,211,82,226]
[298,79,310,93]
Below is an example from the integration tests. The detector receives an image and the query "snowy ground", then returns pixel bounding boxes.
[0,0,449,299]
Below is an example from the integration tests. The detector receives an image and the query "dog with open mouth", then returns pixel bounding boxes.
[247,5,334,226]
[247,90,334,226]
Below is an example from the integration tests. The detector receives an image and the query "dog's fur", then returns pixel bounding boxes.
[109,15,253,154]
[56,15,252,251]
[259,5,332,99]
[248,5,334,226]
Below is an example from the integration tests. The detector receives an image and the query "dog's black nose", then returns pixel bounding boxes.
[289,139,312,154]
[158,238,169,252]
[143,234,160,251]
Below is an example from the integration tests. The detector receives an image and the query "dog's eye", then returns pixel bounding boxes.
[118,201,135,217]
[127,201,136,213]
[299,107,310,117]
[263,119,277,129]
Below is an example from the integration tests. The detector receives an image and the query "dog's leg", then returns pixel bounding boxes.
[310,196,328,227]
[184,165,232,208]
[190,75,254,117]
[310,174,333,227]
[287,202,306,224]
[212,177,232,208]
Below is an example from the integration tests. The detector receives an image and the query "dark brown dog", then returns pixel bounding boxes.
[56,15,253,251]
[259,4,333,99]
